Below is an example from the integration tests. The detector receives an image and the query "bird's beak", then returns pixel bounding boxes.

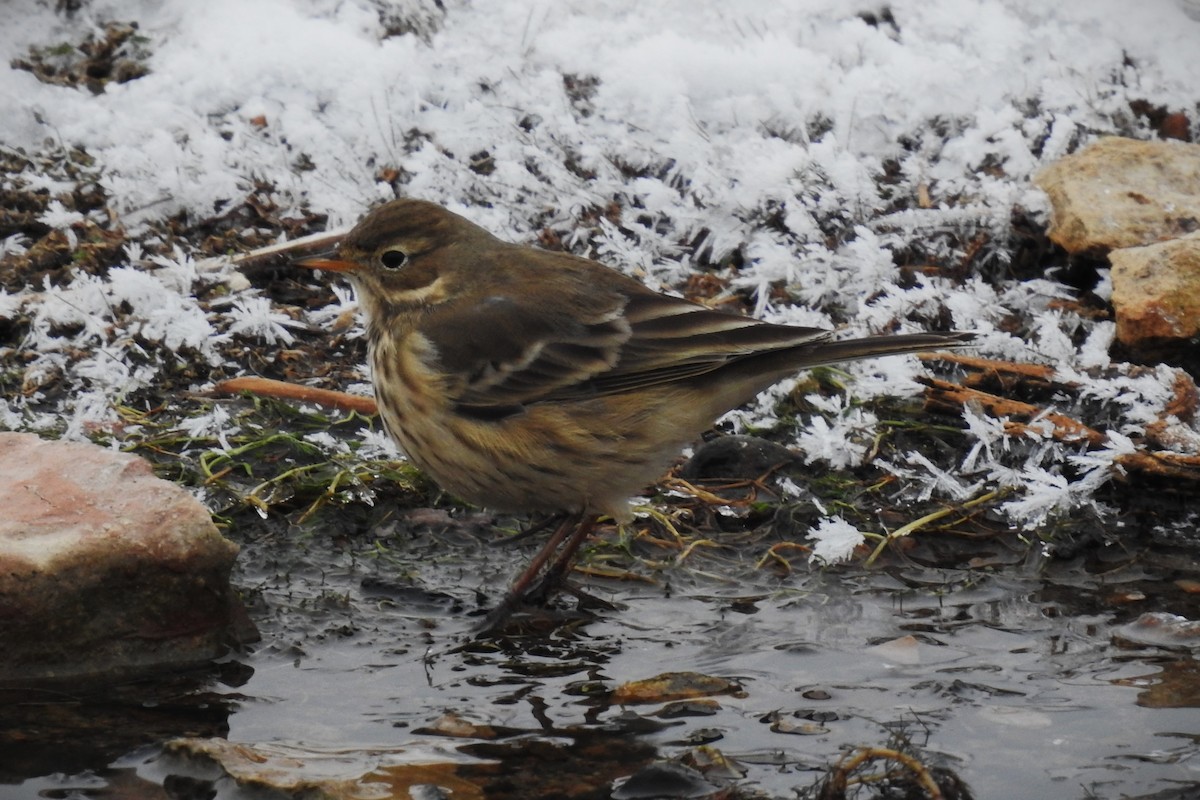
[293,251,358,273]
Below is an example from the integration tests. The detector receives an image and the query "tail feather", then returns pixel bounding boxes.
[694,330,976,417]
[788,331,976,368]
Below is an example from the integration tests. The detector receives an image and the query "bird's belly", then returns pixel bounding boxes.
[376,385,696,522]
[371,335,706,520]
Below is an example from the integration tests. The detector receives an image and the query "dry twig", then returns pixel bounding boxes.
[212,376,378,415]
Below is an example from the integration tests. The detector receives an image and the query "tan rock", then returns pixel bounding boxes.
[0,432,252,684]
[1110,232,1200,349]
[164,738,482,800]
[1036,136,1200,254]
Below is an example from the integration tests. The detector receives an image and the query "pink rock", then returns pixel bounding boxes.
[0,432,252,683]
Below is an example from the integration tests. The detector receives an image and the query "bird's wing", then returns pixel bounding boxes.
[419,282,830,413]
[418,288,632,410]
[603,292,830,390]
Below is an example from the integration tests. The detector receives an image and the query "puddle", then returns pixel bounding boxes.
[3,518,1199,799]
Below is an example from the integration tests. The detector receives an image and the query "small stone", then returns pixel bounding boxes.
[1109,231,1200,351]
[1113,612,1200,648]
[679,435,798,481]
[611,671,745,705]
[1035,136,1200,254]
[611,762,717,800]
[0,433,251,683]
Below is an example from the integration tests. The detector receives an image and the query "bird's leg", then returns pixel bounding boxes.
[503,512,581,599]
[491,512,562,546]
[476,512,598,635]
[522,515,598,603]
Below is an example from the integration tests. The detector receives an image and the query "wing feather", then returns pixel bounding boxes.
[416,281,832,410]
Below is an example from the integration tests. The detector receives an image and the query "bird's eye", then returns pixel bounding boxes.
[380,249,408,269]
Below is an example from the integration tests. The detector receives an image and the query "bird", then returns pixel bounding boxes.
[295,198,973,628]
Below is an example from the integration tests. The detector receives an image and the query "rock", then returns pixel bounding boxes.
[678,435,798,481]
[0,432,252,684]
[162,738,395,800]
[1035,136,1200,254]
[611,762,718,800]
[1112,611,1200,648]
[1109,231,1200,351]
[161,737,495,800]
[1037,137,1200,360]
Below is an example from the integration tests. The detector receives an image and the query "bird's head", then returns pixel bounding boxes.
[295,198,497,319]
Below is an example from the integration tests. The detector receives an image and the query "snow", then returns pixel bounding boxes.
[2,0,1199,542]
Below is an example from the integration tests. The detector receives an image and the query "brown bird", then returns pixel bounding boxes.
[296,198,972,626]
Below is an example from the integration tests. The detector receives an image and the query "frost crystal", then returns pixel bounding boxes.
[807,517,866,564]
[226,295,304,345]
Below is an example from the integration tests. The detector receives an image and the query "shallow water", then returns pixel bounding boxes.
[3,518,1199,800]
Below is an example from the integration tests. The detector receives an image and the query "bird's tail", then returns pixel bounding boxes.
[787,330,976,368]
